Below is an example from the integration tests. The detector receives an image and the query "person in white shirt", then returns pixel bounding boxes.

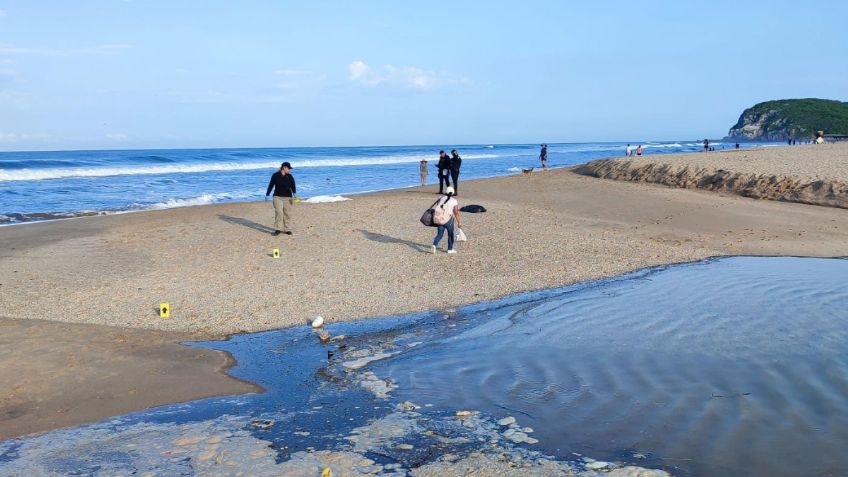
[625,144,632,156]
[431,186,462,254]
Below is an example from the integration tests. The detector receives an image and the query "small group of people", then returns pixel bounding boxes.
[265,158,465,255]
[419,149,462,195]
[625,144,643,156]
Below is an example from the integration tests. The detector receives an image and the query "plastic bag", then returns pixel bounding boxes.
[456,227,467,242]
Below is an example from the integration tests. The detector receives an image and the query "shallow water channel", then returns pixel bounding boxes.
[2,257,847,476]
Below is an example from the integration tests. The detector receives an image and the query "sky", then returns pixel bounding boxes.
[1,1,847,151]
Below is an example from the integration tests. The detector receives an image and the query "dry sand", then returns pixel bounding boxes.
[2,144,848,438]
[576,143,848,208]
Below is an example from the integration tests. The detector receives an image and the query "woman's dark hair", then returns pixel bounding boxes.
[439,150,444,154]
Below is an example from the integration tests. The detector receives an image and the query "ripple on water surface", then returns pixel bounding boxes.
[1,257,846,477]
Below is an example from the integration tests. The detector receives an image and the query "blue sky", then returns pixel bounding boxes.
[1,1,847,151]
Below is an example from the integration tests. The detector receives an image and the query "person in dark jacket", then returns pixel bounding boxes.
[437,150,451,194]
[265,162,296,236]
[449,149,462,195]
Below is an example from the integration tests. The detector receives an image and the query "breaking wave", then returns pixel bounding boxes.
[0,154,500,182]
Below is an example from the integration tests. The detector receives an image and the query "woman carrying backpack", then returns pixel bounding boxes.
[432,186,462,254]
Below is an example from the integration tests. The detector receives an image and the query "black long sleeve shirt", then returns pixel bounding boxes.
[266,172,296,197]
[450,156,462,172]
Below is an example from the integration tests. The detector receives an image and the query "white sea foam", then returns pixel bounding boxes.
[0,153,500,182]
[508,167,522,172]
[146,192,254,210]
[303,195,351,203]
[643,143,683,148]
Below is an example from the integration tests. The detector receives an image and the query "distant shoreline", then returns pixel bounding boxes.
[0,142,784,227]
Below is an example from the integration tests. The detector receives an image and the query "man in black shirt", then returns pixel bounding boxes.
[449,149,462,195]
[437,150,451,194]
[266,162,296,236]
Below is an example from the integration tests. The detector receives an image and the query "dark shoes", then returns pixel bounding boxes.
[284,231,293,235]
[273,230,281,236]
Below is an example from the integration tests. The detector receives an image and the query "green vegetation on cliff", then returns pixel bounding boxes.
[727,98,848,141]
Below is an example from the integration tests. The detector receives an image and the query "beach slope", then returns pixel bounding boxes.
[575,143,848,208]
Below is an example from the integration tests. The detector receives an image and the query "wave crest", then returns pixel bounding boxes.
[0,154,499,182]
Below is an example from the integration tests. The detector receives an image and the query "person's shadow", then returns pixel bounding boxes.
[358,229,429,253]
[218,214,276,234]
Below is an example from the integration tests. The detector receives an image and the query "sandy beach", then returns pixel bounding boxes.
[576,142,848,208]
[2,145,848,439]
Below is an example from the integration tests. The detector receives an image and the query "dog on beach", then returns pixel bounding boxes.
[522,168,534,175]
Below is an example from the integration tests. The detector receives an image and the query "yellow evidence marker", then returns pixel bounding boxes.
[322,468,332,477]
[272,248,280,258]
[159,303,170,318]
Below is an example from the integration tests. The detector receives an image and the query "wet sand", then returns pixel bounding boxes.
[0,318,260,440]
[2,150,848,439]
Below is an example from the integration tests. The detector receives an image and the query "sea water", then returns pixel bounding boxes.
[0,141,772,224]
[1,257,846,476]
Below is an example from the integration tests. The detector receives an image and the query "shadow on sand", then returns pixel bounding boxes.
[358,229,429,253]
[218,214,276,234]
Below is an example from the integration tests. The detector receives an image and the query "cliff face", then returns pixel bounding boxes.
[726,98,848,141]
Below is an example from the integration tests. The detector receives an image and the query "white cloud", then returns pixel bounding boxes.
[0,131,48,143]
[168,90,296,105]
[348,60,470,91]
[0,44,131,57]
[0,91,32,107]
[273,68,325,93]
[106,133,128,141]
[0,68,17,82]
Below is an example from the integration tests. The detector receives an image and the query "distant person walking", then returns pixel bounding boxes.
[636,145,643,156]
[539,144,549,171]
[625,144,632,156]
[419,158,428,188]
[449,149,462,195]
[431,186,462,254]
[437,150,451,194]
[735,142,740,149]
[265,162,296,236]
[703,139,710,152]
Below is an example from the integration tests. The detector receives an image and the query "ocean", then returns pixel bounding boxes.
[0,141,772,224]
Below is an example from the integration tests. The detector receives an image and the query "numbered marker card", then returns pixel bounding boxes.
[160,303,170,318]
[272,248,280,258]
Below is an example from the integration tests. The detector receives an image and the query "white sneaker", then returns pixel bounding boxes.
[447,249,457,254]
[431,245,436,254]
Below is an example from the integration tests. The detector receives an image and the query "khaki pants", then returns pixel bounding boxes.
[272,196,292,232]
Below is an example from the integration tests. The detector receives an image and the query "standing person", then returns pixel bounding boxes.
[437,150,451,194]
[449,149,462,195]
[735,142,740,149]
[431,186,462,255]
[703,138,710,152]
[419,158,428,188]
[539,144,549,171]
[265,162,296,236]
[625,144,632,156]
[636,145,643,156]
